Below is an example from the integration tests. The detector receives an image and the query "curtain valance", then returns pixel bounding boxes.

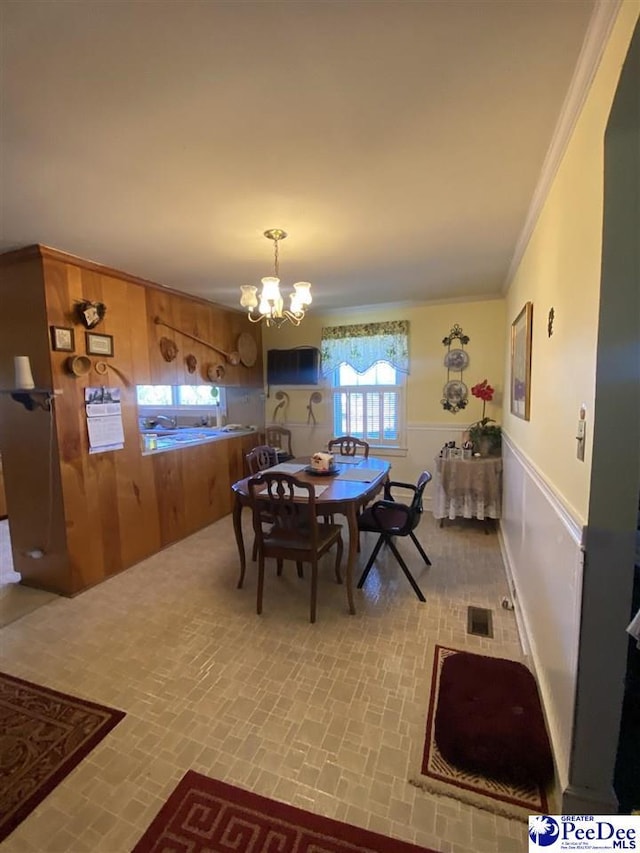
[320,320,409,376]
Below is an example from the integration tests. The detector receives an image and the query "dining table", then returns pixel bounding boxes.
[231,455,391,615]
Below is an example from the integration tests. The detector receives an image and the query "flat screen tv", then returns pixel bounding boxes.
[267,347,320,385]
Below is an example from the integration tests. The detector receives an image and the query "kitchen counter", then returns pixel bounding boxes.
[140,426,259,455]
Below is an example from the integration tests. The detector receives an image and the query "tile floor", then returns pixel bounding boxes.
[0,512,533,852]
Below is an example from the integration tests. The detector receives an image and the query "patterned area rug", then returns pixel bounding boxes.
[0,671,126,843]
[133,771,439,852]
[409,644,553,821]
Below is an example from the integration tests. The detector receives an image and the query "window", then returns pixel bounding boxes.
[136,385,221,407]
[321,321,409,450]
[332,362,403,447]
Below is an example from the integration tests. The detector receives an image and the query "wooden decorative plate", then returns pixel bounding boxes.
[237,332,258,367]
[159,337,178,362]
[207,363,226,381]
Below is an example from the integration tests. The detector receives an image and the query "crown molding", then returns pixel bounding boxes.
[502,0,623,293]
[0,243,243,312]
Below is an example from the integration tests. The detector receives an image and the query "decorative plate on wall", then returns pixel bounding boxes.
[444,348,469,371]
[237,332,258,367]
[207,363,226,381]
[159,337,178,362]
[443,380,468,406]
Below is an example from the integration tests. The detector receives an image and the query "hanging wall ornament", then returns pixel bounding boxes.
[272,390,290,423]
[75,299,107,329]
[441,324,470,413]
[159,337,178,362]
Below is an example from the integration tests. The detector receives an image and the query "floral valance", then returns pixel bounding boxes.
[320,321,409,376]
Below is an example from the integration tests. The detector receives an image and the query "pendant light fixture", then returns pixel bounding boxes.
[240,229,312,327]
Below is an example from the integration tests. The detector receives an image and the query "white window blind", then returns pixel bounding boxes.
[333,388,400,445]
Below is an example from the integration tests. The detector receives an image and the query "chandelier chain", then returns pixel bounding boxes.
[273,237,280,278]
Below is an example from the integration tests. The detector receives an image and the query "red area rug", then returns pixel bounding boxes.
[0,671,125,843]
[133,770,439,853]
[409,645,554,821]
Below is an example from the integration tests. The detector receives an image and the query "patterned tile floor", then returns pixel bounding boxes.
[0,512,532,852]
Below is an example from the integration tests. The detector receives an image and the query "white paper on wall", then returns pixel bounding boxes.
[85,387,125,453]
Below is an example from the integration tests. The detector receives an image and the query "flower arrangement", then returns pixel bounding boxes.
[468,379,501,456]
[471,379,494,421]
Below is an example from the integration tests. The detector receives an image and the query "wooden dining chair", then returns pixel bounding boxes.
[245,445,278,563]
[327,436,371,538]
[245,445,276,475]
[357,471,432,601]
[246,471,344,623]
[265,426,294,461]
[328,435,370,459]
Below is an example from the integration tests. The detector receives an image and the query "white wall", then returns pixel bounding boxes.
[500,0,639,803]
[500,438,584,789]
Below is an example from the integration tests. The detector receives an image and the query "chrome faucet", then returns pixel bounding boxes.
[148,414,177,429]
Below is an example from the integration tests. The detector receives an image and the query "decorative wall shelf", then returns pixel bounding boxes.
[0,389,61,411]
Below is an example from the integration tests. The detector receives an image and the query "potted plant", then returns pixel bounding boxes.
[468,379,501,456]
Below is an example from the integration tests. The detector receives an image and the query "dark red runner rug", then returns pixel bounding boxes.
[133,770,439,853]
[0,671,126,843]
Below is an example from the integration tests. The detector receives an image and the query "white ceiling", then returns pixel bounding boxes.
[1,0,598,313]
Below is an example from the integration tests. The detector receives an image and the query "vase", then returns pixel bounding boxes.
[478,436,493,457]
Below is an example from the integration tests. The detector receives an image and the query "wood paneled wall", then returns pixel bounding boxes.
[0,245,263,595]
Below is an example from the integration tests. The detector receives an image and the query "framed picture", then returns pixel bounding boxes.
[50,326,75,352]
[86,332,114,357]
[510,302,533,420]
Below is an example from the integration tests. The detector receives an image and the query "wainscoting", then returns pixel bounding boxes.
[268,422,471,508]
[500,434,584,790]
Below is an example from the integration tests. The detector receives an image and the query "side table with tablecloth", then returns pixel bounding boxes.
[433,455,502,521]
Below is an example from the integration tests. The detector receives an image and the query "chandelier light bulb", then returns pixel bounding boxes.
[293,281,312,306]
[240,285,258,309]
[260,277,281,304]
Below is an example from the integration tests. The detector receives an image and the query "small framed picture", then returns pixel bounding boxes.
[50,326,75,352]
[86,332,114,357]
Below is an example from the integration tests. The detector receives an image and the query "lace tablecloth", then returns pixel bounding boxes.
[433,456,503,520]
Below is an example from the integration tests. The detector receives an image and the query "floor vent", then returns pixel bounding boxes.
[467,606,493,638]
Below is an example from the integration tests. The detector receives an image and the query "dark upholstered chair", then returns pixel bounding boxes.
[357,471,432,601]
[328,435,370,459]
[265,426,294,461]
[246,472,344,623]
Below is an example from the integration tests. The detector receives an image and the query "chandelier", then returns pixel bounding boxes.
[240,229,312,327]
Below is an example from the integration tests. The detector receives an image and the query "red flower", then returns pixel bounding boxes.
[470,379,495,424]
[471,380,494,402]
